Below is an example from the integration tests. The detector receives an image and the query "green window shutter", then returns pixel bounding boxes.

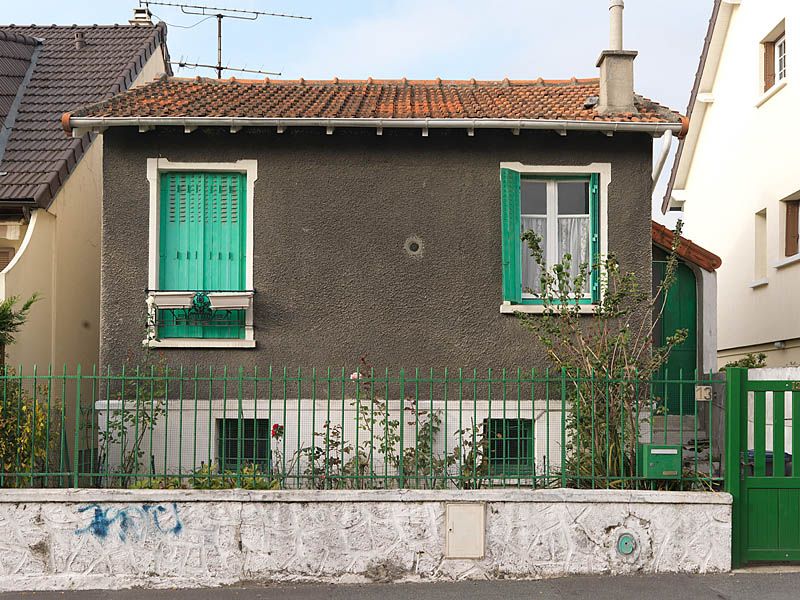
[589,173,600,304]
[159,173,205,338]
[500,168,522,303]
[202,172,246,339]
[158,171,247,340]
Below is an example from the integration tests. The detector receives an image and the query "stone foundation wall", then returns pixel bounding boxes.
[0,489,731,591]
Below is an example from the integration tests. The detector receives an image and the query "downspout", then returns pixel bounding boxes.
[652,129,673,183]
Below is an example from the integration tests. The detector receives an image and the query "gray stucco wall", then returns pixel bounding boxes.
[101,127,653,369]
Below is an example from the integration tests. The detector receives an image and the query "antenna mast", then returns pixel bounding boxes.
[140,1,311,78]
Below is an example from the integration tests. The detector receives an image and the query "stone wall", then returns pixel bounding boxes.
[0,489,731,591]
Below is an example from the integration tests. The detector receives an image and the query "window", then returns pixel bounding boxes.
[501,168,600,305]
[217,418,270,472]
[755,209,767,278]
[0,247,14,271]
[785,201,799,257]
[764,28,787,92]
[146,159,257,348]
[484,418,534,475]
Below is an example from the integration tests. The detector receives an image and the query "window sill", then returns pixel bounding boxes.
[756,79,788,108]
[749,278,769,289]
[772,253,800,270]
[144,338,257,349]
[500,303,597,315]
[148,290,254,310]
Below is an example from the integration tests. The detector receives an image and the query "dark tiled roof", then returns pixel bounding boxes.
[0,30,39,128]
[652,221,721,272]
[0,23,169,207]
[69,76,684,123]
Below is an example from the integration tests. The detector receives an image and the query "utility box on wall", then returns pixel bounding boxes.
[445,503,485,559]
[637,444,682,479]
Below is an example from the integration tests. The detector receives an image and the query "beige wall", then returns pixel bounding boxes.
[0,46,167,369]
[676,1,800,365]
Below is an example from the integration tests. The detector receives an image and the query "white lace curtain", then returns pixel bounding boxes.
[520,216,590,295]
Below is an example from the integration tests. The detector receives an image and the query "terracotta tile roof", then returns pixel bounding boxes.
[69,76,684,123]
[0,23,170,208]
[652,221,721,272]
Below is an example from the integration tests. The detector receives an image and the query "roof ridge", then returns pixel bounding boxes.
[167,76,601,86]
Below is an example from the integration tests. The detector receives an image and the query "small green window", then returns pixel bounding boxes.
[158,171,247,339]
[501,169,600,305]
[484,418,534,475]
[217,418,270,473]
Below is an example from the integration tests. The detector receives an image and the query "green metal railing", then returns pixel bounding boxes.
[0,365,722,490]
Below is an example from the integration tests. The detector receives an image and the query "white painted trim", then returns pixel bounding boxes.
[755,78,788,108]
[145,158,258,346]
[500,162,612,303]
[69,116,684,137]
[0,208,38,276]
[500,303,597,315]
[149,290,253,310]
[748,278,769,289]
[772,252,800,270]
[145,338,256,349]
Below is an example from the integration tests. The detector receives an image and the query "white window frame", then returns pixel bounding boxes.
[776,34,787,81]
[144,158,257,349]
[499,162,611,314]
[520,178,592,300]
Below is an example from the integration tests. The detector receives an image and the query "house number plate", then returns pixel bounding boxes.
[695,386,712,402]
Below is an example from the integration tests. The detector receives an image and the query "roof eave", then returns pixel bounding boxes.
[662,0,738,214]
[65,116,684,137]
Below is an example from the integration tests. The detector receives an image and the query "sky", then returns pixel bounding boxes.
[3,0,713,218]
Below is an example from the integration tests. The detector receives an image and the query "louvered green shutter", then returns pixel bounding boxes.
[202,172,246,339]
[159,173,205,338]
[500,168,522,303]
[589,173,600,304]
[158,171,246,339]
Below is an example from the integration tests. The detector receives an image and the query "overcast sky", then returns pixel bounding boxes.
[3,0,713,219]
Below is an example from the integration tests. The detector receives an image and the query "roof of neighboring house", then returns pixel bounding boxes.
[64,76,685,129]
[0,23,170,208]
[662,0,725,213]
[651,220,722,272]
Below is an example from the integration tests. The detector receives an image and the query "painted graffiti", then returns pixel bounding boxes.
[75,503,183,542]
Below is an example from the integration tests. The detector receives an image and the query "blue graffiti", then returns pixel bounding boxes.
[75,503,182,542]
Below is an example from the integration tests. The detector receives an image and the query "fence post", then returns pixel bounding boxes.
[725,367,745,569]
[399,368,405,489]
[73,364,82,488]
[560,367,567,488]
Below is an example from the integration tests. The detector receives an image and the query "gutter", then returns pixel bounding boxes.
[63,115,684,137]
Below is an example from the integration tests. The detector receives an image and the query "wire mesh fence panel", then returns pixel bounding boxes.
[0,365,722,490]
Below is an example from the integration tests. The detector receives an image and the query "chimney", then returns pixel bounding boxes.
[74,31,86,50]
[129,7,153,26]
[596,0,638,114]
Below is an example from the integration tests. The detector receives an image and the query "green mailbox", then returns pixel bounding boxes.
[637,444,682,480]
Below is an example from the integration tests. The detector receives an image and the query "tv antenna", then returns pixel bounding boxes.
[139,1,311,78]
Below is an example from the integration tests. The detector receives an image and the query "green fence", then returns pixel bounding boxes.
[0,365,722,490]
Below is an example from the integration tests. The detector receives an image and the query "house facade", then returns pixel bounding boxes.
[59,3,717,479]
[665,0,799,366]
[0,17,170,370]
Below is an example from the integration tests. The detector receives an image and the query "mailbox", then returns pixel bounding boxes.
[637,444,682,480]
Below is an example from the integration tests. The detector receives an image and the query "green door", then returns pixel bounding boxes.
[653,254,698,414]
[158,171,246,339]
[727,371,800,565]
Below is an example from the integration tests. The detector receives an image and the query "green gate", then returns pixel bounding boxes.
[727,368,800,566]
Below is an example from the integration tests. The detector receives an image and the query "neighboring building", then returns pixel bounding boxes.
[62,3,717,475]
[0,17,170,369]
[664,0,798,366]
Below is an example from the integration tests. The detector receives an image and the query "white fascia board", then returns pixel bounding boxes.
[69,116,684,137]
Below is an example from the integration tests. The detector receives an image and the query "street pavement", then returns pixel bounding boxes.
[4,571,800,599]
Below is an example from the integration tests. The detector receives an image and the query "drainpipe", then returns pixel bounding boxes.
[652,129,673,183]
